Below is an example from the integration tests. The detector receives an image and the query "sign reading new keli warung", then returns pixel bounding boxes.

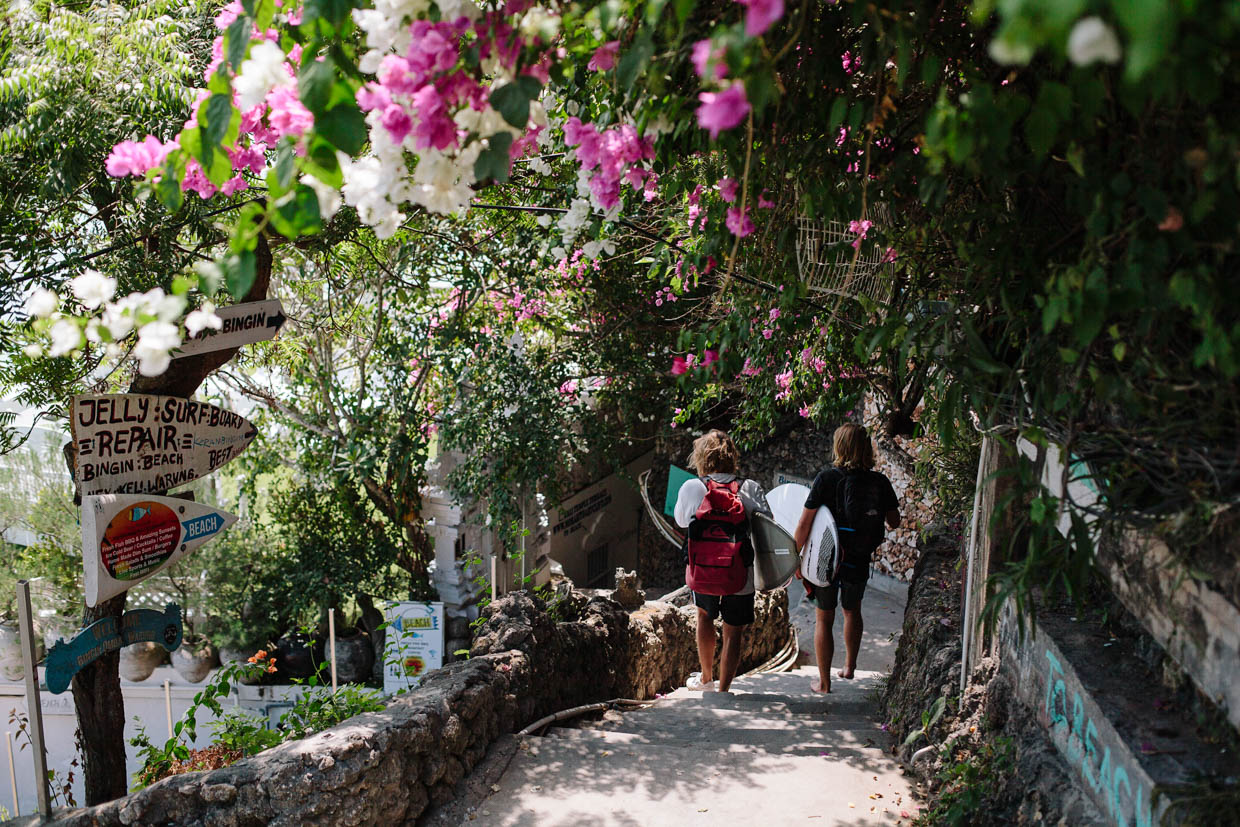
[71,394,257,496]
[82,494,236,606]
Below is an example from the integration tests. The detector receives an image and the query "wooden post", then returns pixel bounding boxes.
[6,730,17,816]
[960,435,991,699]
[328,609,338,693]
[16,581,51,818]
[164,680,173,741]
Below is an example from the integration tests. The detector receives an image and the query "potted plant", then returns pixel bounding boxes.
[119,642,166,682]
[172,634,219,683]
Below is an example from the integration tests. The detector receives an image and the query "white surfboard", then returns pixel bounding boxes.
[766,482,839,587]
[751,513,799,591]
[82,494,236,606]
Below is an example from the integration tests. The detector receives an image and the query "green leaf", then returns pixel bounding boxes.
[201,94,239,149]
[155,158,184,212]
[302,0,352,28]
[299,59,335,115]
[302,136,343,188]
[225,18,250,69]
[225,249,258,299]
[491,80,534,129]
[268,142,297,197]
[316,102,367,155]
[617,32,654,92]
[269,185,323,239]
[474,132,514,183]
[674,0,697,27]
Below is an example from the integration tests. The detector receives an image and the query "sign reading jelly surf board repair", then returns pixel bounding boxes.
[172,299,287,359]
[71,394,257,496]
[82,494,236,606]
[44,603,182,694]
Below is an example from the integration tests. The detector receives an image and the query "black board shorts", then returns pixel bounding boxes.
[692,591,756,626]
[806,579,866,612]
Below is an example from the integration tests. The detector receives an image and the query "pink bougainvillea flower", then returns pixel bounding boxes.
[559,379,579,396]
[267,86,314,138]
[736,0,784,37]
[758,190,776,208]
[726,206,755,237]
[105,136,176,178]
[702,349,720,367]
[181,158,217,199]
[799,405,811,418]
[220,176,249,196]
[380,103,414,144]
[697,83,750,139]
[356,82,392,113]
[880,246,898,264]
[588,41,620,71]
[1158,206,1184,232]
[670,356,689,375]
[717,177,738,202]
[643,172,660,202]
[762,328,774,339]
[688,184,703,206]
[691,39,728,80]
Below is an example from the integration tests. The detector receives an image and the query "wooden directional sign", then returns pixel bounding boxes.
[172,299,286,359]
[83,494,237,606]
[44,604,182,694]
[71,393,257,496]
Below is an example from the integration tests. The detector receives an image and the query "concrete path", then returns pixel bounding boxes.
[463,586,915,826]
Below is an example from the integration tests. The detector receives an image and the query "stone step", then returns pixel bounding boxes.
[590,702,882,735]
[543,725,890,759]
[468,734,912,826]
[651,691,874,717]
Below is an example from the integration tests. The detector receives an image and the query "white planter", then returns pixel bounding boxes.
[0,623,24,682]
[119,642,165,682]
[172,640,219,683]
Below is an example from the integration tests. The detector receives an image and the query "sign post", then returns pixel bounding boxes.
[172,299,286,359]
[16,581,51,818]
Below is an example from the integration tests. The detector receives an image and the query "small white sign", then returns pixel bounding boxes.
[773,470,814,489]
[172,299,286,359]
[382,601,445,696]
[82,494,236,606]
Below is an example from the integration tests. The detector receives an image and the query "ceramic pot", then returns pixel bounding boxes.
[275,632,321,680]
[0,622,23,682]
[330,632,374,684]
[119,641,165,682]
[172,639,219,683]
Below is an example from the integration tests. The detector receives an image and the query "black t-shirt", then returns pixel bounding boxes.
[804,466,898,543]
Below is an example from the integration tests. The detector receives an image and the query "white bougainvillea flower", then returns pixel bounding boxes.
[22,344,43,358]
[69,269,117,310]
[100,293,142,340]
[48,318,83,357]
[1067,17,1122,66]
[139,288,188,323]
[300,174,343,221]
[235,40,294,110]
[25,288,59,319]
[185,304,224,336]
[134,321,181,376]
[987,34,1034,66]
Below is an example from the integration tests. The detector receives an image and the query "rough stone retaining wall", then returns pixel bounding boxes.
[29,589,789,827]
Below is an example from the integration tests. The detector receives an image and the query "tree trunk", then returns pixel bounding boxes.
[71,593,128,805]
[72,237,272,805]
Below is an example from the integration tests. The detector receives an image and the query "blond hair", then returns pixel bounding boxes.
[688,429,740,476]
[832,423,875,471]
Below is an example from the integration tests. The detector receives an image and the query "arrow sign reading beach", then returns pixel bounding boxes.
[71,393,257,496]
[172,299,286,359]
[82,494,237,606]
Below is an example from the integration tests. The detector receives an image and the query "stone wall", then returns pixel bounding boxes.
[30,589,789,827]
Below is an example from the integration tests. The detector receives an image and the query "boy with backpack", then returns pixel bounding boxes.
[793,423,900,694]
[674,429,768,693]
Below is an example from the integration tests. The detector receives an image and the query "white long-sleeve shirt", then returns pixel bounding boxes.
[674,473,769,595]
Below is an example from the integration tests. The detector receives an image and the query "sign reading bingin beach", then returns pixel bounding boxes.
[82,494,236,606]
[71,393,257,496]
[172,299,287,359]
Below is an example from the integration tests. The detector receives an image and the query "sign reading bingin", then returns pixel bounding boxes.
[71,393,257,496]
[172,299,287,359]
[82,494,236,606]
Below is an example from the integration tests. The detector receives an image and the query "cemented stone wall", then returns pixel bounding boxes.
[29,589,789,826]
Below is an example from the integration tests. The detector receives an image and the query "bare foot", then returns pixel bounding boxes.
[837,668,855,680]
[811,677,831,694]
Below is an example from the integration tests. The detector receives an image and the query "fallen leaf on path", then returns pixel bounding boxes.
[848,803,855,808]
[490,785,500,792]
[869,793,882,799]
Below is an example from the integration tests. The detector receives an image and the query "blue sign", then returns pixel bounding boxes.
[45,603,182,694]
[664,464,696,517]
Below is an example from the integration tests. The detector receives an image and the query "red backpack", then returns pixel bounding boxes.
[684,479,749,596]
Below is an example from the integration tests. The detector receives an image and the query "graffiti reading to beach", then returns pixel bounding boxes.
[71,394,257,496]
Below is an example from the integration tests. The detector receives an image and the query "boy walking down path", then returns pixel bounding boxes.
[794,423,900,694]
[674,429,768,694]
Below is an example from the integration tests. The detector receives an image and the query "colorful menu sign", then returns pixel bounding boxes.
[383,601,445,695]
[172,299,287,359]
[44,604,183,694]
[82,494,236,606]
[70,394,257,496]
